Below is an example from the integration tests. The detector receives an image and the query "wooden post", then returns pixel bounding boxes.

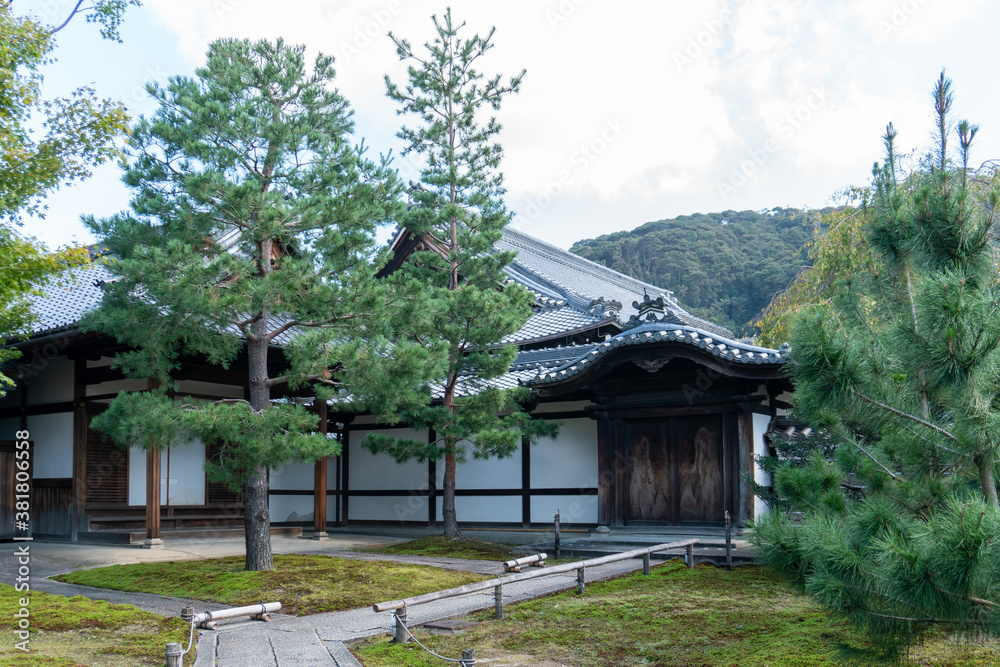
[643,553,650,576]
[143,378,163,549]
[494,584,503,619]
[461,648,476,666]
[554,509,561,560]
[71,359,86,542]
[576,566,585,595]
[686,543,695,569]
[144,446,162,548]
[393,606,408,643]
[725,510,733,571]
[313,401,328,539]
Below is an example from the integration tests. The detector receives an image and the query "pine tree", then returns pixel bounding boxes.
[83,38,419,570]
[753,74,1000,659]
[362,10,555,538]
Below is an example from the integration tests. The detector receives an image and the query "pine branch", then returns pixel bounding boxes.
[850,388,958,442]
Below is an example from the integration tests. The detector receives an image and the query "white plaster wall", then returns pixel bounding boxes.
[530,419,598,488]
[269,461,314,491]
[434,441,520,490]
[349,428,428,491]
[753,413,772,519]
[167,440,206,505]
[26,356,73,405]
[435,496,520,523]
[26,413,73,478]
[128,443,205,506]
[129,447,166,506]
[269,495,314,523]
[351,496,423,522]
[531,495,598,524]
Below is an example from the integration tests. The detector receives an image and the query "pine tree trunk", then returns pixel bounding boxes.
[243,464,273,570]
[442,445,461,538]
[245,277,274,570]
[978,455,999,508]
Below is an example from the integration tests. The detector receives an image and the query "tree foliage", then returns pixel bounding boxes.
[363,9,555,538]
[0,0,135,392]
[752,74,1000,660]
[84,37,415,570]
[570,208,817,335]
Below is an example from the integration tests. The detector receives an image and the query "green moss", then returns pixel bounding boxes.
[55,553,485,616]
[0,584,193,666]
[354,563,1000,667]
[363,535,517,561]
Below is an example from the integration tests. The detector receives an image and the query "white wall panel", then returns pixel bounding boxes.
[531,495,598,525]
[269,495,314,523]
[129,447,167,506]
[753,413,772,519]
[26,356,73,405]
[435,496,520,523]
[530,419,598,488]
[26,413,73,478]
[350,496,423,522]
[167,440,205,505]
[349,428,428,490]
[433,441,520,490]
[269,461,314,490]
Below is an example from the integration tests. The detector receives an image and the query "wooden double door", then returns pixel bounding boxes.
[625,415,727,525]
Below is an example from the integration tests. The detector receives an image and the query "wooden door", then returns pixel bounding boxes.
[625,415,725,525]
[0,441,16,540]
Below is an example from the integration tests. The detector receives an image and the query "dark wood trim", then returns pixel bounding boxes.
[71,358,86,542]
[527,410,590,421]
[344,422,424,432]
[521,435,530,527]
[341,423,350,526]
[340,487,597,497]
[145,378,161,541]
[28,477,70,488]
[738,407,755,526]
[0,402,74,419]
[427,428,437,527]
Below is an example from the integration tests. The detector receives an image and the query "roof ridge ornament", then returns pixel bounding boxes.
[588,297,622,318]
[625,292,683,329]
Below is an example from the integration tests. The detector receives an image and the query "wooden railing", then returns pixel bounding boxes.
[373,538,700,643]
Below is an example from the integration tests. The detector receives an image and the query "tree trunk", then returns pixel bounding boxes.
[978,454,1000,508]
[245,280,274,570]
[442,444,461,538]
[244,464,273,570]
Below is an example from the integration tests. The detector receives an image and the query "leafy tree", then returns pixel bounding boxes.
[0,0,135,392]
[752,74,1000,660]
[84,38,416,570]
[363,10,555,538]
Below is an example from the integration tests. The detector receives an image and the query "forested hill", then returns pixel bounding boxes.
[569,208,823,336]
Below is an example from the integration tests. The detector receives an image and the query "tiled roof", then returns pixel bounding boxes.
[527,319,788,386]
[23,262,115,338]
[500,226,734,339]
[501,304,610,345]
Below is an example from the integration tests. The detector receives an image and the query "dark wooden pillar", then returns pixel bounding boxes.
[313,401,328,539]
[71,358,87,542]
[144,378,163,548]
[145,447,162,542]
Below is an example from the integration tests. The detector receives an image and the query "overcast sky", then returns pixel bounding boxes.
[17,0,1000,251]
